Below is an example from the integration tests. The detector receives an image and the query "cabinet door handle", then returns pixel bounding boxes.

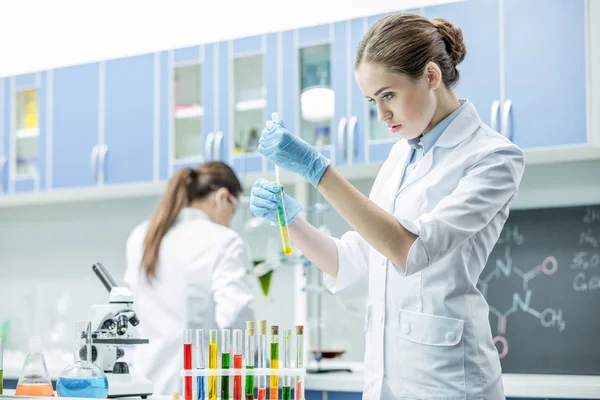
[90,145,100,183]
[0,155,6,193]
[205,132,215,161]
[337,117,348,163]
[98,144,108,185]
[347,116,358,164]
[213,131,224,162]
[501,99,513,140]
[490,100,500,132]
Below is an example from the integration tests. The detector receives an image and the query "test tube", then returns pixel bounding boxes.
[270,326,280,400]
[257,320,267,400]
[184,330,193,400]
[209,330,218,400]
[271,112,293,257]
[245,322,255,400]
[222,329,231,400]
[233,329,243,400]
[282,329,292,400]
[195,330,206,400]
[295,326,304,400]
[0,337,3,395]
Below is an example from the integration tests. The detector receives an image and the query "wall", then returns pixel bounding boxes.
[0,0,458,77]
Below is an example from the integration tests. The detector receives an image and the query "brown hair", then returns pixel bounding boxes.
[142,162,242,280]
[355,13,467,88]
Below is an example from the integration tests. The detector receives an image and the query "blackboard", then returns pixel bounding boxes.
[478,204,600,375]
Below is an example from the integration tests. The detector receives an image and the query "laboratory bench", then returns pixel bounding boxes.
[3,360,600,399]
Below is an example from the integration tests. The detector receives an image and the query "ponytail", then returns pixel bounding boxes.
[142,168,195,280]
[141,162,242,281]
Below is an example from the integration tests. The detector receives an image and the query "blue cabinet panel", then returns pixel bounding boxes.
[424,0,500,127]
[234,35,263,56]
[349,18,366,164]
[233,155,263,177]
[329,391,363,400]
[15,72,37,90]
[265,33,278,120]
[370,141,397,163]
[203,43,216,160]
[174,46,201,65]
[1,78,9,193]
[52,63,100,189]
[332,21,348,166]
[159,51,170,180]
[37,71,48,190]
[270,29,298,173]
[104,54,155,184]
[504,0,587,148]
[298,24,331,46]
[14,179,35,192]
[217,41,231,163]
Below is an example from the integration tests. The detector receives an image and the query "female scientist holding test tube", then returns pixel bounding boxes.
[125,161,255,395]
[250,13,524,400]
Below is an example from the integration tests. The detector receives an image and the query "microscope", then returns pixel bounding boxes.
[88,263,153,398]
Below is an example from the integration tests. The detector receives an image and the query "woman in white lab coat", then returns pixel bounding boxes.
[250,13,524,400]
[125,161,255,395]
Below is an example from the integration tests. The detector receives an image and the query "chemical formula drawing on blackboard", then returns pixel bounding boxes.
[478,225,565,359]
[477,205,600,375]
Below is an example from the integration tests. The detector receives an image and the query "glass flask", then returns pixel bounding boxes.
[243,217,283,297]
[56,321,108,398]
[15,336,54,396]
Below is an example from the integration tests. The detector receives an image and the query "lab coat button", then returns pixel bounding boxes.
[446,332,456,342]
[402,324,410,335]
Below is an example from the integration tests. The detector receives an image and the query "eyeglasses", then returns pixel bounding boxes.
[227,193,240,209]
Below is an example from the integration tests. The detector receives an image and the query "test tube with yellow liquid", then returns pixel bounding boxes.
[208,330,218,400]
[271,112,293,257]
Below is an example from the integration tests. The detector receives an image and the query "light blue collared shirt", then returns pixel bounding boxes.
[399,100,468,188]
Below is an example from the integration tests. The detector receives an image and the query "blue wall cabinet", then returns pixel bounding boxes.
[51,63,101,189]
[103,54,156,184]
[424,0,501,128]
[230,33,277,176]
[502,0,587,148]
[227,34,264,175]
[167,45,206,176]
[0,77,8,195]
[9,72,48,193]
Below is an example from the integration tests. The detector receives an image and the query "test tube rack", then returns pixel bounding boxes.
[179,369,306,400]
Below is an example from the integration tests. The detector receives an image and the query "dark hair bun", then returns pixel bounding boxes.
[432,18,466,66]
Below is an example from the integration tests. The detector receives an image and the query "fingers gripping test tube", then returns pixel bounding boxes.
[271,112,293,257]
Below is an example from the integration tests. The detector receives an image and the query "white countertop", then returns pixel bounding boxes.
[3,351,600,398]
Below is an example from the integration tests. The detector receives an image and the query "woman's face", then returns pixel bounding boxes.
[355,61,441,140]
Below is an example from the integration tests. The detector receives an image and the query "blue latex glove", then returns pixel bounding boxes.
[258,120,331,187]
[250,179,303,225]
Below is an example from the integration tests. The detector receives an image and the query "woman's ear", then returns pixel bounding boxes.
[426,61,442,91]
[214,187,229,206]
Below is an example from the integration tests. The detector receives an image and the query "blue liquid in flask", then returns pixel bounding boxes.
[57,377,109,398]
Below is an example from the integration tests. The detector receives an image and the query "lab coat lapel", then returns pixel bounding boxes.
[381,146,412,213]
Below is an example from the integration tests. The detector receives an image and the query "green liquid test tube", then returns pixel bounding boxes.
[271,112,293,257]
[222,329,231,400]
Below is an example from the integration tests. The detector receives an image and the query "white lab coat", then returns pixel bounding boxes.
[325,102,524,400]
[124,208,255,395]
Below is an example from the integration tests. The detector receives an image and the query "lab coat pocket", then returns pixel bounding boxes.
[398,310,466,400]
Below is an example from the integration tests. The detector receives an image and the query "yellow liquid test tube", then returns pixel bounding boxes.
[271,112,293,257]
[270,326,280,400]
[208,330,218,400]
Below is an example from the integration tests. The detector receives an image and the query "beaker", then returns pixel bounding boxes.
[56,321,108,398]
[15,336,54,396]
